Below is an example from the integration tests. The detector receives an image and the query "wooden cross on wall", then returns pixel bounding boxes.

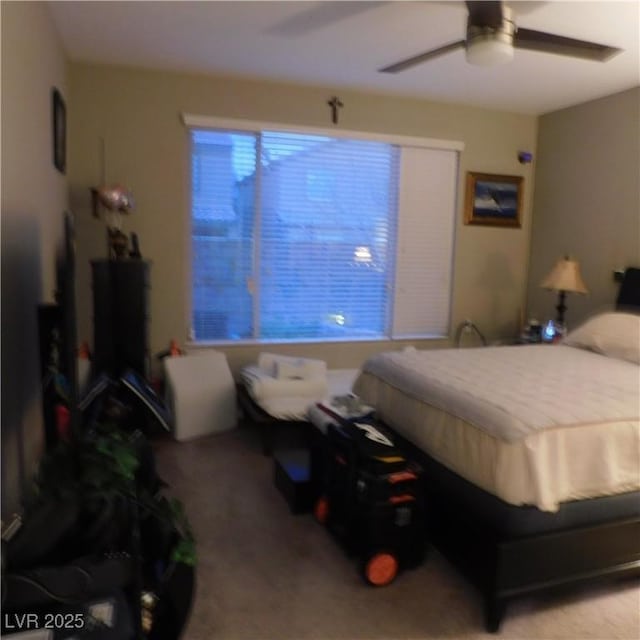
[327,96,344,124]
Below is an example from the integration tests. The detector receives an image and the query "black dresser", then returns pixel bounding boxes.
[91,259,150,378]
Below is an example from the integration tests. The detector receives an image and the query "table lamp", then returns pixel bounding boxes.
[540,256,588,326]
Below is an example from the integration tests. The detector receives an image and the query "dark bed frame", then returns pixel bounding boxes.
[390,267,640,632]
[389,428,640,633]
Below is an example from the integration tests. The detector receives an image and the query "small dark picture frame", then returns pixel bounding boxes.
[464,172,523,228]
[52,88,66,174]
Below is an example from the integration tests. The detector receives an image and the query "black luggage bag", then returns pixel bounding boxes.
[314,416,426,586]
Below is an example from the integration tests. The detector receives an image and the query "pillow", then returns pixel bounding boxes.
[562,312,640,364]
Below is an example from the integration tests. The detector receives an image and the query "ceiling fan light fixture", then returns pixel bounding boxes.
[378,2,620,76]
[465,5,515,67]
[466,36,514,66]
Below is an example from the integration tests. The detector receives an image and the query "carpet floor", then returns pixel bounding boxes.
[153,424,640,640]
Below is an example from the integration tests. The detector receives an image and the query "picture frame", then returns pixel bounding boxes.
[464,172,523,228]
[52,88,66,174]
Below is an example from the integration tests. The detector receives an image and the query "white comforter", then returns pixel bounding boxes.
[360,345,639,442]
[354,344,640,511]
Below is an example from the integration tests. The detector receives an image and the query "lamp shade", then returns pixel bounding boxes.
[540,257,588,294]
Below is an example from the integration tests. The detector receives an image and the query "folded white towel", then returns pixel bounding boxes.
[239,365,359,422]
[257,352,327,379]
[241,364,329,402]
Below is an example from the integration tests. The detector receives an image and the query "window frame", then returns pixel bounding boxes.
[183,113,464,346]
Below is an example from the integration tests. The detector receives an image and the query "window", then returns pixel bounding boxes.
[188,120,459,343]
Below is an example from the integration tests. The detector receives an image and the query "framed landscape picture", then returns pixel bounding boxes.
[464,172,523,228]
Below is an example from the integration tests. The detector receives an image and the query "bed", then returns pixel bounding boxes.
[352,268,640,632]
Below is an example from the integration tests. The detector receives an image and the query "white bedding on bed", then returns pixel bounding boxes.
[353,344,640,512]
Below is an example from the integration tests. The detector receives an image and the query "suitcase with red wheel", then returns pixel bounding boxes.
[314,415,426,586]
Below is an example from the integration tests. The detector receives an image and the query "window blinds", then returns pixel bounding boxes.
[189,125,458,342]
[393,147,458,338]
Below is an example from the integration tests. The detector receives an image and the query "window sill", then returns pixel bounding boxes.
[186,334,448,349]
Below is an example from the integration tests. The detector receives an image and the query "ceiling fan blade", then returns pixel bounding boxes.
[465,1,503,28]
[379,40,465,73]
[514,28,622,61]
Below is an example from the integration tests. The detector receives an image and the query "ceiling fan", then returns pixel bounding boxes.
[379,1,622,72]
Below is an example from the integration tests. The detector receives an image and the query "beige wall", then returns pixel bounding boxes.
[526,87,640,328]
[1,1,68,515]
[69,63,537,376]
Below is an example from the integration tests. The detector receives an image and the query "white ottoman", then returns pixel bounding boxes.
[164,351,237,441]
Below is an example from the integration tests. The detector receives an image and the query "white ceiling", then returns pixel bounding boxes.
[48,0,640,115]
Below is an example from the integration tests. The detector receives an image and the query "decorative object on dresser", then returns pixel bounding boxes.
[91,259,150,380]
[90,184,135,259]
